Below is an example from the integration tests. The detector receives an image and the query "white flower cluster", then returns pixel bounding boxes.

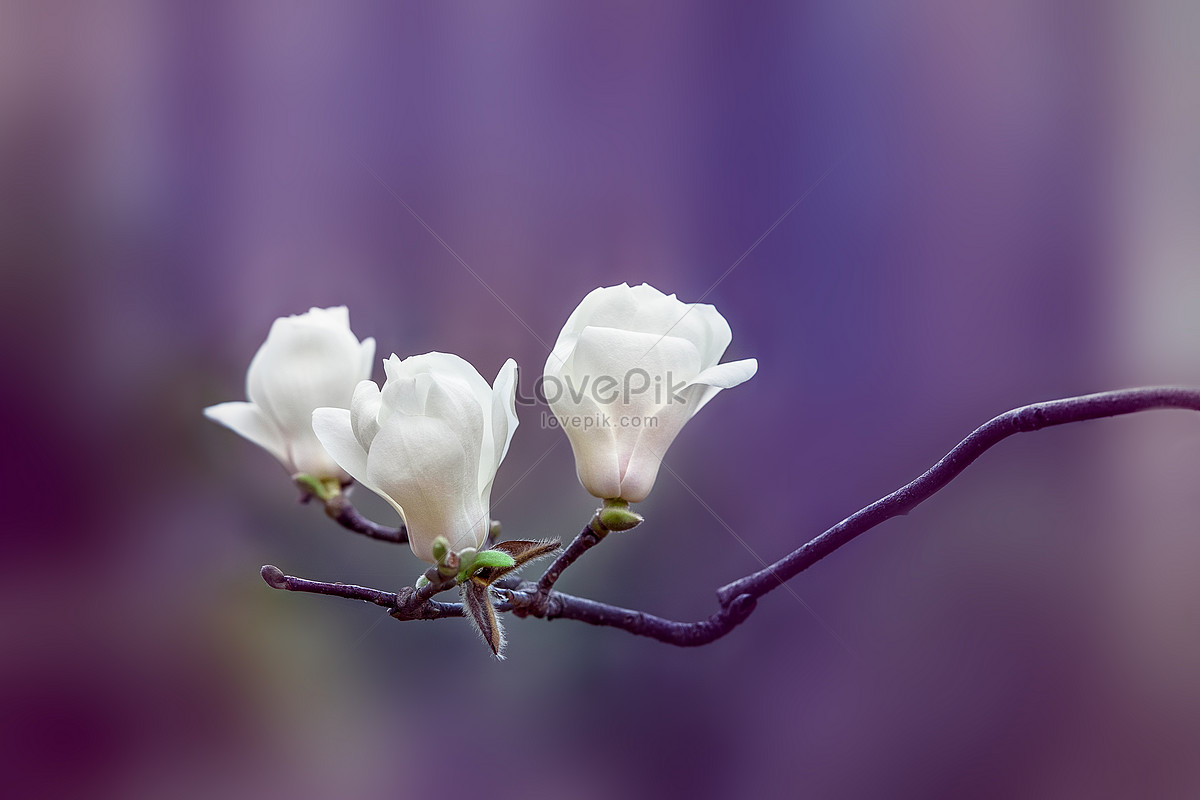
[206,285,756,563]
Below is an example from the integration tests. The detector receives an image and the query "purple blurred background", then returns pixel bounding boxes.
[3,2,1200,798]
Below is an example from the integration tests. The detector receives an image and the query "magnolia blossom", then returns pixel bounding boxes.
[544,283,757,502]
[204,306,376,481]
[312,353,519,563]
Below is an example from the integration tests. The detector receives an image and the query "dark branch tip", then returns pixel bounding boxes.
[260,564,288,589]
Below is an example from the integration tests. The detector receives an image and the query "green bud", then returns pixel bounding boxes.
[415,575,430,589]
[431,537,451,564]
[294,473,341,502]
[598,499,643,532]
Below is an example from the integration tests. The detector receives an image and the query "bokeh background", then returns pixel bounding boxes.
[3,1,1200,798]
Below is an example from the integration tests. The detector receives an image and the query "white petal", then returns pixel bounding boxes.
[671,302,733,370]
[618,360,757,501]
[554,283,632,340]
[312,408,374,492]
[288,431,349,481]
[556,392,623,499]
[244,334,273,411]
[616,383,707,502]
[350,380,383,450]
[381,352,492,480]
[568,325,700,478]
[358,337,377,381]
[382,353,405,382]
[424,372,486,462]
[689,357,758,414]
[380,372,434,419]
[247,315,371,444]
[544,284,630,377]
[480,358,519,499]
[204,401,289,469]
[366,415,488,562]
[298,305,351,332]
[545,283,735,377]
[385,352,492,408]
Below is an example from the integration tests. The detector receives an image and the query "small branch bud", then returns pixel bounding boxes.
[597,499,643,532]
[294,473,341,502]
[431,537,451,564]
[261,564,288,589]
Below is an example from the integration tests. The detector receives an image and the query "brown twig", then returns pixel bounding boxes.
[263,386,1200,648]
[323,494,407,544]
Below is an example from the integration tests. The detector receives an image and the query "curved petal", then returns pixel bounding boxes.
[384,352,492,412]
[297,305,350,332]
[689,357,758,414]
[350,380,383,450]
[422,371,485,472]
[382,351,494,485]
[366,415,488,562]
[480,358,519,499]
[204,401,289,469]
[569,325,700,476]
[554,283,632,340]
[380,371,434,420]
[358,337,377,381]
[618,360,757,501]
[557,391,622,500]
[672,301,733,370]
[615,382,709,502]
[381,353,404,382]
[544,284,630,377]
[247,314,370,444]
[288,431,349,480]
[312,408,375,493]
[546,284,736,378]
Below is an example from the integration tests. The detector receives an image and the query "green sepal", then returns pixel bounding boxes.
[598,499,643,532]
[456,549,515,583]
[471,539,561,583]
[414,575,430,589]
[294,473,341,502]
[472,550,517,571]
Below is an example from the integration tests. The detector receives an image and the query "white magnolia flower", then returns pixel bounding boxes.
[312,353,519,563]
[544,283,757,503]
[204,306,376,481]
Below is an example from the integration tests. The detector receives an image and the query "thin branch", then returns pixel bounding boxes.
[324,494,407,544]
[715,386,1200,607]
[259,566,754,646]
[514,584,759,647]
[414,567,458,603]
[264,386,1200,648]
[535,523,605,596]
[260,565,397,608]
[260,565,462,620]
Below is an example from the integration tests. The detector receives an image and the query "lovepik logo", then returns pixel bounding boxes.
[521,368,689,407]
